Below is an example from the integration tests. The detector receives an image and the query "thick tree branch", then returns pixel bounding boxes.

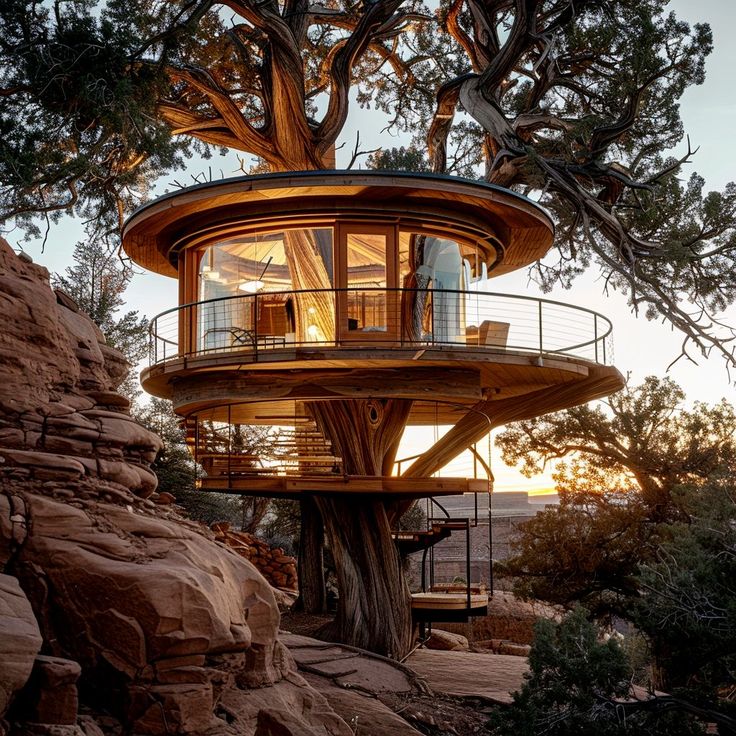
[167,66,274,159]
[315,0,407,154]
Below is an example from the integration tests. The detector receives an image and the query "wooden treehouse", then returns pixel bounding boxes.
[123,171,624,636]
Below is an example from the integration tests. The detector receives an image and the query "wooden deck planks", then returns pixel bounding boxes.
[197,474,481,497]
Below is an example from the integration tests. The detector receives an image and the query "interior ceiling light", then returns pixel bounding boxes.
[239,279,265,293]
[201,269,221,281]
[239,255,273,293]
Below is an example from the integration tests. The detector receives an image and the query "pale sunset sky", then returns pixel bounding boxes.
[6,0,734,494]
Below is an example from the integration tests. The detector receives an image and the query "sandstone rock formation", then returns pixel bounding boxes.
[283,633,429,735]
[441,590,561,646]
[15,655,82,727]
[0,574,42,723]
[405,649,528,705]
[424,629,470,652]
[0,239,351,735]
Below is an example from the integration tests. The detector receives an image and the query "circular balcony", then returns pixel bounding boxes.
[141,285,617,426]
[125,172,624,497]
[148,286,613,366]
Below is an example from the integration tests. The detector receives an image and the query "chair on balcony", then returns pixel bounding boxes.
[231,328,256,346]
[465,320,510,348]
[203,327,256,349]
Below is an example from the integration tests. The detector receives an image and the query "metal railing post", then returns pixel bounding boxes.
[429,539,435,590]
[538,300,544,355]
[594,314,599,363]
[488,489,493,595]
[194,417,199,488]
[466,518,471,611]
[253,293,258,360]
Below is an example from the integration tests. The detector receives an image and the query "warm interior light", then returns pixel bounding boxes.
[239,280,265,293]
[201,266,221,281]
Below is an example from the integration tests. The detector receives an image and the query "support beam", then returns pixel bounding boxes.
[403,365,624,479]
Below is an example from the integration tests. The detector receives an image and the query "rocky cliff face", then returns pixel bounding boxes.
[0,239,350,736]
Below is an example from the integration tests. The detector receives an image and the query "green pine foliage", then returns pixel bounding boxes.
[496,377,736,615]
[489,609,705,736]
[634,477,736,702]
[52,238,148,402]
[133,397,195,494]
[366,146,430,174]
[0,0,187,235]
[53,240,148,360]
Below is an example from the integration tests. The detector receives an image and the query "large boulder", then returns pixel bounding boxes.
[14,494,283,685]
[441,591,561,645]
[0,239,351,736]
[14,655,82,727]
[0,574,43,727]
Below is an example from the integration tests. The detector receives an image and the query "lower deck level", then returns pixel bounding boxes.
[411,591,489,622]
[198,474,489,498]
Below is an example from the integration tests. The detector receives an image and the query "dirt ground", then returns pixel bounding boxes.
[280,613,518,735]
[380,691,497,735]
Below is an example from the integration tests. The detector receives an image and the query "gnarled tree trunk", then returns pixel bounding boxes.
[283,229,335,344]
[308,398,413,658]
[294,496,326,613]
[315,495,411,658]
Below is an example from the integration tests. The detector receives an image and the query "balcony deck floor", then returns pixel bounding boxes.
[196,474,489,498]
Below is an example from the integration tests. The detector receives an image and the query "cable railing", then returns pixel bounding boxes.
[148,287,614,366]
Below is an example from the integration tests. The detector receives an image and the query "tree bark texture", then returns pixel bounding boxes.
[283,229,335,344]
[309,399,412,477]
[295,496,326,613]
[308,398,414,657]
[315,495,412,659]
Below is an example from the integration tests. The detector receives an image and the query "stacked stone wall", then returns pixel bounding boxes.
[212,523,298,591]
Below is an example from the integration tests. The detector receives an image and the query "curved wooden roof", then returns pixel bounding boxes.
[122,171,555,278]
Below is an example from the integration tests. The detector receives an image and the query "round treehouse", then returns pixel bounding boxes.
[123,171,624,657]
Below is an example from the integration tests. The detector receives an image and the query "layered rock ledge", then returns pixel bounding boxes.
[0,239,351,736]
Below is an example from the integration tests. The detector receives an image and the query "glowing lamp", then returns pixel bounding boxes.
[238,280,265,293]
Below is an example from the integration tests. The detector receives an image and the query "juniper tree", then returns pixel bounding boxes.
[496,377,736,615]
[489,608,710,735]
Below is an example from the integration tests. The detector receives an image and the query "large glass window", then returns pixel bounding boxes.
[346,232,388,332]
[399,232,486,290]
[197,228,334,350]
[191,222,493,352]
[399,232,481,343]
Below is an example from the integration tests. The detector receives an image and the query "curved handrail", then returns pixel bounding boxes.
[147,286,614,366]
[152,285,612,324]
